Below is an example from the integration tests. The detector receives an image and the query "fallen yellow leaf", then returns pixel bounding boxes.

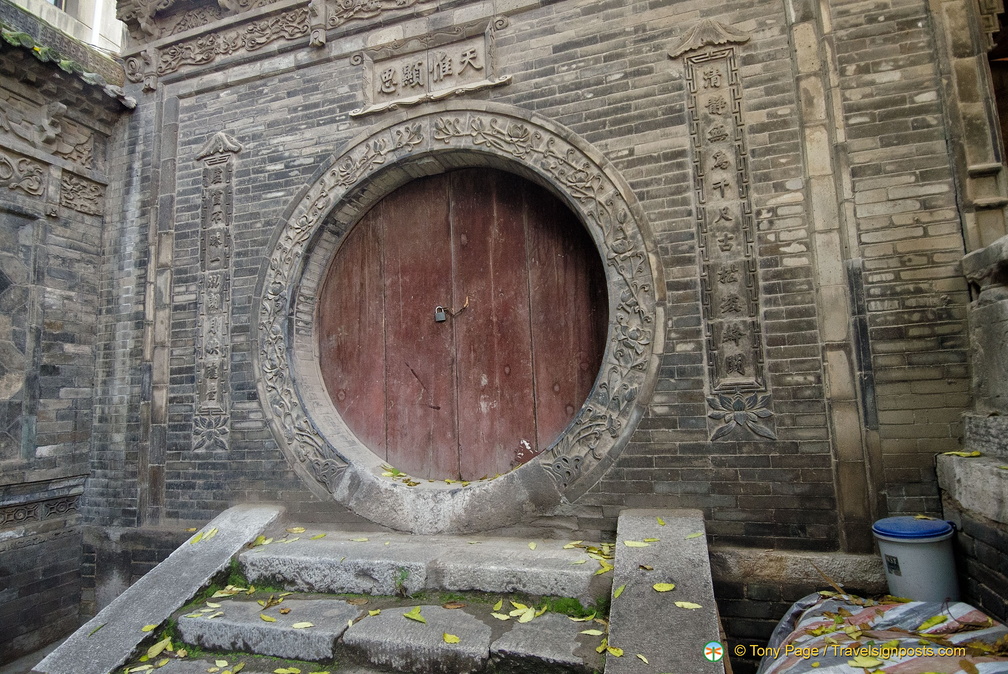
[528,542,537,550]
[286,527,306,533]
[636,654,649,663]
[351,537,369,542]
[581,629,604,636]
[685,532,704,539]
[146,636,172,659]
[403,607,426,624]
[563,540,583,549]
[613,585,626,599]
[675,601,702,609]
[653,583,676,592]
[310,533,326,540]
[141,624,158,632]
[568,613,595,622]
[369,609,381,616]
[443,633,460,644]
[518,608,536,623]
[216,661,229,668]
[623,540,649,547]
[493,599,503,611]
[491,612,511,621]
[291,622,314,629]
[607,646,624,657]
[260,614,276,622]
[656,517,665,526]
[846,655,883,668]
[918,615,947,631]
[942,450,981,457]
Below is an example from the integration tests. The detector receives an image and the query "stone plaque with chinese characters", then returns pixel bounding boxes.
[686,48,766,393]
[351,17,511,117]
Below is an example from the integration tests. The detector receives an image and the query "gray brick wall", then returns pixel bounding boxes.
[80,0,975,548]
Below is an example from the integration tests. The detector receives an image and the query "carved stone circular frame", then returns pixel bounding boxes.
[255,101,664,534]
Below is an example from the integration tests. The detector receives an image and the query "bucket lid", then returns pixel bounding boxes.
[872,516,953,540]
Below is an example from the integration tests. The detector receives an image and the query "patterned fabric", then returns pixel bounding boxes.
[757,593,1008,673]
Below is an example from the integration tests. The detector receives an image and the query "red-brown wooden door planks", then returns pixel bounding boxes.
[525,182,609,450]
[317,202,387,455]
[451,170,538,480]
[381,179,459,479]
[317,168,607,481]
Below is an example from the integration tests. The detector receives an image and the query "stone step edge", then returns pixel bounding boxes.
[237,531,613,604]
[173,597,602,674]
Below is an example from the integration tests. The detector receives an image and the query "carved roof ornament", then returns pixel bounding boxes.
[197,132,243,159]
[667,19,751,58]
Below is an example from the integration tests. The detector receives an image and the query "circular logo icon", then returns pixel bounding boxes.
[704,641,724,662]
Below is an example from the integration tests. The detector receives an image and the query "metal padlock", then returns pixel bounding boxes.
[434,306,447,322]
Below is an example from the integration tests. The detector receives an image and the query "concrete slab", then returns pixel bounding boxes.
[176,598,359,661]
[490,611,602,673]
[342,605,491,674]
[604,509,724,674]
[34,505,284,674]
[240,530,606,603]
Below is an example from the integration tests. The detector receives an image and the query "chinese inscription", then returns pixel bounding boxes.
[193,132,241,452]
[686,47,764,393]
[351,18,511,117]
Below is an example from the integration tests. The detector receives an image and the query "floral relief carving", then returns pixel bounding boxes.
[258,111,657,500]
[124,0,438,88]
[125,7,310,89]
[59,174,104,215]
[0,150,45,196]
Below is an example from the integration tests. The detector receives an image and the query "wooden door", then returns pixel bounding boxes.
[318,168,607,480]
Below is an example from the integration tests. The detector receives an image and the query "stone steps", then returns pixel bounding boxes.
[38,509,723,674]
[175,594,604,673]
[238,529,611,604]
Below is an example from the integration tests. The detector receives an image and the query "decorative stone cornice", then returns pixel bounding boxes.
[667,19,750,59]
[197,131,243,158]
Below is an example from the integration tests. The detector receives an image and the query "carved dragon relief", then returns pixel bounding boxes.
[257,111,657,502]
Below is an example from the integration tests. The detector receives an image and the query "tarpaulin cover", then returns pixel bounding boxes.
[756,592,1008,673]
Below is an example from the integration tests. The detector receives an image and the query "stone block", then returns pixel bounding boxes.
[35,505,283,674]
[342,605,491,674]
[177,598,358,661]
[489,612,602,673]
[605,509,723,674]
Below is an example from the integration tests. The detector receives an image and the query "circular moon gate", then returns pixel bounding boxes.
[255,103,663,534]
[317,167,609,482]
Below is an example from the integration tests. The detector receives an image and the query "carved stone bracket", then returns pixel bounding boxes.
[193,131,241,452]
[257,104,661,532]
[0,95,99,169]
[671,22,777,442]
